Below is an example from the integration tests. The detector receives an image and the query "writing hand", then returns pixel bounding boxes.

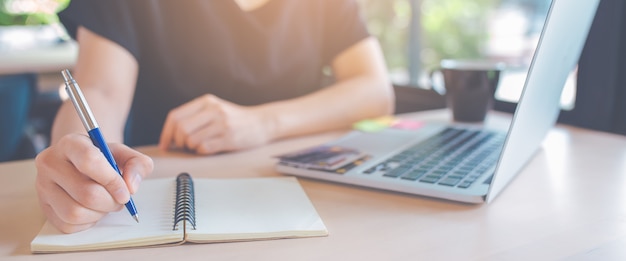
[35,134,153,233]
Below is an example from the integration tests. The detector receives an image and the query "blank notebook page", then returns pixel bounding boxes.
[187,177,327,242]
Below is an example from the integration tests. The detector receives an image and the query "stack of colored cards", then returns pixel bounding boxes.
[275,146,369,173]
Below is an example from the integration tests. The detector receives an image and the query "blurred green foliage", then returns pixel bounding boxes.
[357,0,497,70]
[358,0,412,71]
[420,0,497,67]
[0,0,69,26]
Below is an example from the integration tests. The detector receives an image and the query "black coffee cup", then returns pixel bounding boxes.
[433,59,505,122]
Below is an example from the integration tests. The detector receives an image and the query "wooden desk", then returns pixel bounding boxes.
[1,110,626,260]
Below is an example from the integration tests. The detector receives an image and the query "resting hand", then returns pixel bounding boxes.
[35,134,153,233]
[158,94,274,155]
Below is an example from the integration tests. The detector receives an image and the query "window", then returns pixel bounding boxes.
[357,0,576,110]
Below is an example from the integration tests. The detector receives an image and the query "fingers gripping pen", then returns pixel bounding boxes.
[61,69,139,223]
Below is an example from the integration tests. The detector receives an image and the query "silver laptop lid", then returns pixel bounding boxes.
[486,0,600,202]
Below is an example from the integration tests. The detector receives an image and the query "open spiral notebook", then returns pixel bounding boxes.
[31,173,328,253]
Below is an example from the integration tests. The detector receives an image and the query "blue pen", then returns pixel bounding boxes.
[61,69,139,223]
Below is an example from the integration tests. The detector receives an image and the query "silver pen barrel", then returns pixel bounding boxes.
[61,69,99,131]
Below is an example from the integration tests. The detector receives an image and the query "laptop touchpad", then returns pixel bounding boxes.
[329,126,444,158]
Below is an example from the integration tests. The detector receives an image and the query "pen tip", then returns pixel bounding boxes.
[133,215,140,223]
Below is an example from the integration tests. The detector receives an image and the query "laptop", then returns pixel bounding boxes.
[276,0,600,203]
[275,0,600,204]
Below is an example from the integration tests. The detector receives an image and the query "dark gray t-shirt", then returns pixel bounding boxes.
[59,0,369,146]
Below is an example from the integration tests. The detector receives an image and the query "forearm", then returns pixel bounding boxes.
[261,74,394,140]
[260,37,395,140]
[50,26,138,145]
[51,89,129,145]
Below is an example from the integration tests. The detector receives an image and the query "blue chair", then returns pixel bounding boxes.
[0,73,36,162]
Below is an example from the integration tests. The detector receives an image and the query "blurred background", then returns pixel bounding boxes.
[1,0,621,162]
[356,0,571,112]
[0,0,71,162]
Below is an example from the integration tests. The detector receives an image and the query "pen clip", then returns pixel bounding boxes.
[62,69,99,131]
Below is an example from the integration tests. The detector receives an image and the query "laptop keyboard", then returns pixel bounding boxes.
[362,127,505,189]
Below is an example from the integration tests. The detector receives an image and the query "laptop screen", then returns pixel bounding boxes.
[486,0,600,202]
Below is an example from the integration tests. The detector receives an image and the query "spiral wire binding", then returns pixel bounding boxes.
[173,173,196,231]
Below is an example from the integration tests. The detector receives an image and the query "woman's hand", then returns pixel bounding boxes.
[35,134,153,233]
[158,94,275,155]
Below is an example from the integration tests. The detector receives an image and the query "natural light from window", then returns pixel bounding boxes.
[357,0,575,110]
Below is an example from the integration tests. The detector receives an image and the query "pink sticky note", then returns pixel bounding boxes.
[391,119,423,130]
